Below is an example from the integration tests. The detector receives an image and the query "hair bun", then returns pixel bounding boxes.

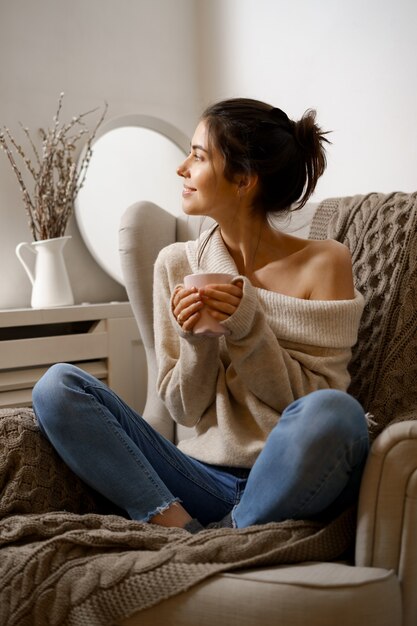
[293,109,329,154]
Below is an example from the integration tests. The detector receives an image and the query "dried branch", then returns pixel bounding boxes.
[19,122,41,168]
[0,93,107,240]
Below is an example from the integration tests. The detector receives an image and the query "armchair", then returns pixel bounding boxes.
[118,193,417,626]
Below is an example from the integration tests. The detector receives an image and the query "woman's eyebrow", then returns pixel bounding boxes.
[191,144,209,153]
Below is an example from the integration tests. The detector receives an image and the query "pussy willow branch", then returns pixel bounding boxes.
[0,135,37,238]
[20,122,41,168]
[0,94,108,240]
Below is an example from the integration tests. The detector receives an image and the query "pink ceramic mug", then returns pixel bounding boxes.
[183,273,235,337]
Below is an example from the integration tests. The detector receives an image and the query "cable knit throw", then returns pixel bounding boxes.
[0,409,355,626]
[310,191,417,441]
[1,191,416,625]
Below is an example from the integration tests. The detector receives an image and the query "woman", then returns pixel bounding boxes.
[33,98,369,532]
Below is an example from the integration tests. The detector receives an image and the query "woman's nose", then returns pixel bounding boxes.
[177,157,189,178]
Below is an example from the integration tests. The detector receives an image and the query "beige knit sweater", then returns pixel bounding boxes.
[154,228,364,467]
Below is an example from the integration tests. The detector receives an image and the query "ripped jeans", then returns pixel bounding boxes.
[32,363,369,528]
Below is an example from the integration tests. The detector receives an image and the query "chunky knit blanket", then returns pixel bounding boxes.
[310,191,417,441]
[0,409,355,626]
[1,191,416,625]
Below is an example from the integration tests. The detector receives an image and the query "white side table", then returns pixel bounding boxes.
[0,302,146,412]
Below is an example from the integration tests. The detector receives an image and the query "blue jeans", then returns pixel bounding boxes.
[32,363,369,528]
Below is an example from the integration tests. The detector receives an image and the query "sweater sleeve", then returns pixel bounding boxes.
[153,238,364,430]
[153,246,223,427]
[221,278,363,411]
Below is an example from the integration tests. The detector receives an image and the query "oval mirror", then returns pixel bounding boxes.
[75,114,189,284]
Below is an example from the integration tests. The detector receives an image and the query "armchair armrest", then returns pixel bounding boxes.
[355,419,417,623]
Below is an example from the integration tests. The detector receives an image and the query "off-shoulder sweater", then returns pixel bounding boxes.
[153,228,365,467]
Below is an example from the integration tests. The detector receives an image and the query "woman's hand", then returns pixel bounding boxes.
[172,280,243,330]
[200,280,243,321]
[172,286,204,331]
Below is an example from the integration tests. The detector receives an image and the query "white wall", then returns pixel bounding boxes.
[0,0,200,309]
[197,0,417,201]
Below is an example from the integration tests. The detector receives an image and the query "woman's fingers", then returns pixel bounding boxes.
[172,280,243,327]
[172,286,203,328]
[200,282,243,319]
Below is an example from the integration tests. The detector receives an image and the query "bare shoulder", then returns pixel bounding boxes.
[304,238,355,301]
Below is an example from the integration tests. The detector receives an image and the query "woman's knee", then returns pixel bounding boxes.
[33,362,77,399]
[283,388,368,444]
[304,388,368,442]
[32,363,81,429]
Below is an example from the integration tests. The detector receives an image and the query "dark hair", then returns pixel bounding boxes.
[201,98,330,216]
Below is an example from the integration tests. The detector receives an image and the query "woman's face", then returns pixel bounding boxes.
[177,120,240,221]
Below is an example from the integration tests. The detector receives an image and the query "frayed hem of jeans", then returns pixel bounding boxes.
[140,497,182,523]
[229,504,240,529]
[365,412,377,427]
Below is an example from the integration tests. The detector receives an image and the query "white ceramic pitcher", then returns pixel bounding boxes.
[15,236,75,308]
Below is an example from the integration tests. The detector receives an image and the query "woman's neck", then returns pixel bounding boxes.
[218,215,282,276]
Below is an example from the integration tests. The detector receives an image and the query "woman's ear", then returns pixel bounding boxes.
[237,173,258,196]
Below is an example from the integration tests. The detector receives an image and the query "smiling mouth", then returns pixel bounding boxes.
[182,185,196,195]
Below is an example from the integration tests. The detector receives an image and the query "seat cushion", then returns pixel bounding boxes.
[119,561,401,626]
